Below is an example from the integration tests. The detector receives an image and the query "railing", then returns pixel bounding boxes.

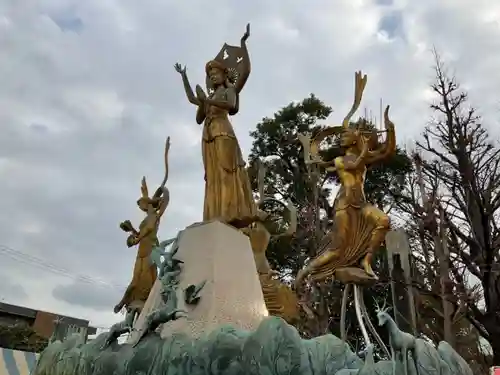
[0,348,39,375]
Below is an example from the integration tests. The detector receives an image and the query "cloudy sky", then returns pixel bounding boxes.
[0,0,499,330]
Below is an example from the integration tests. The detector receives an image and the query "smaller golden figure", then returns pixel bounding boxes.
[114,137,171,316]
[295,72,396,287]
[174,24,258,228]
[241,161,302,324]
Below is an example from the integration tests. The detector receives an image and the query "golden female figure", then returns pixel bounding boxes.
[174,24,257,228]
[114,138,171,315]
[295,72,396,287]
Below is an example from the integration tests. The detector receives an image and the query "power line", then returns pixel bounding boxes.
[0,245,129,331]
[0,244,126,290]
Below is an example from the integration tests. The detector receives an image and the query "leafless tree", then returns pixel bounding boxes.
[395,50,500,366]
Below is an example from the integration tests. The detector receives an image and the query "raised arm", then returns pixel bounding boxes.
[344,137,369,170]
[154,137,170,193]
[119,220,139,235]
[235,23,251,93]
[309,159,337,173]
[174,63,200,106]
[127,218,157,247]
[156,188,170,218]
[367,106,396,164]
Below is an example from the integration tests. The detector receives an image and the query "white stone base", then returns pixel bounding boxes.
[129,220,268,342]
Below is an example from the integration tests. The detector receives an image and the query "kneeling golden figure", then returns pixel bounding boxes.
[242,161,302,324]
[295,72,396,287]
[243,214,301,324]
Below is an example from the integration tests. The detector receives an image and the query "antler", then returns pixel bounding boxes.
[257,197,297,238]
[299,128,343,169]
[298,133,319,165]
[254,158,297,237]
[374,298,384,313]
[342,71,367,129]
[374,298,391,314]
[275,199,297,238]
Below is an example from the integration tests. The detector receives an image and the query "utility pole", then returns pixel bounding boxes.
[385,229,417,335]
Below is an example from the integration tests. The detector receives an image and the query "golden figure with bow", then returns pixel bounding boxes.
[295,72,396,287]
[114,137,171,316]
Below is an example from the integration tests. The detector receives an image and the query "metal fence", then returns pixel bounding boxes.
[51,321,88,343]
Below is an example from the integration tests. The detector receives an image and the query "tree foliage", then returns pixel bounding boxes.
[0,323,48,352]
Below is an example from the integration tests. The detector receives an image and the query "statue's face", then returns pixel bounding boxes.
[137,197,150,212]
[208,67,225,85]
[377,312,385,326]
[340,129,358,147]
[137,197,161,212]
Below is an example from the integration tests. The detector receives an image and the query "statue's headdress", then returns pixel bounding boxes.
[205,43,249,94]
[308,71,368,159]
[205,60,238,86]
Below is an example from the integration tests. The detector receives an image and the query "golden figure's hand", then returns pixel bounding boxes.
[120,220,135,233]
[165,136,171,152]
[384,105,395,130]
[195,84,207,102]
[325,165,337,173]
[174,63,186,75]
[113,303,123,314]
[316,159,336,171]
[241,23,250,43]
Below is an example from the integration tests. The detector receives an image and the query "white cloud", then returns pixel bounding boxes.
[0,0,499,329]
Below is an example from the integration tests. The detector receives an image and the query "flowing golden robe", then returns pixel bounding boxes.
[201,91,257,225]
[116,216,159,312]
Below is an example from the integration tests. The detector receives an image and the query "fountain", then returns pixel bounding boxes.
[32,24,473,375]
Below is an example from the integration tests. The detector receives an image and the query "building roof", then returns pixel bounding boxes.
[0,302,96,331]
[0,303,36,319]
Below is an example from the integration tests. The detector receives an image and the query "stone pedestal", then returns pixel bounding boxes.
[129,220,268,342]
[385,229,417,336]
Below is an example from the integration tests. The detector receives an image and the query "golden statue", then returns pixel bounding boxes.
[295,72,396,287]
[114,137,171,315]
[241,161,303,324]
[174,24,257,228]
